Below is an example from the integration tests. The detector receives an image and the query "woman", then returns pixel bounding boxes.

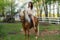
[26,2,37,29]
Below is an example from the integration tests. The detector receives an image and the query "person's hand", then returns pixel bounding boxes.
[34,26,36,30]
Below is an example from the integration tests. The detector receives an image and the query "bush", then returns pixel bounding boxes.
[3,15,15,23]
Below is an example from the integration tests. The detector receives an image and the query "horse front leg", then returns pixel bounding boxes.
[24,29,26,40]
[35,26,39,40]
[27,29,30,40]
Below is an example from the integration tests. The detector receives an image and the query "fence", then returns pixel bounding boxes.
[38,17,60,24]
[0,16,60,24]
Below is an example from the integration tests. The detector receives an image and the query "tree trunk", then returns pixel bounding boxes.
[2,7,5,16]
[57,1,59,17]
[53,1,54,17]
[43,0,48,17]
[45,4,48,17]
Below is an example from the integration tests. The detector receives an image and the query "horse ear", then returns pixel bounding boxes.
[23,10,25,14]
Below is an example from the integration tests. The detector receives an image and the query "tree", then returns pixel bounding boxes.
[0,0,12,16]
[0,0,16,22]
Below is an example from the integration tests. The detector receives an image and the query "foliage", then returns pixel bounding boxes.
[0,0,10,15]
[0,0,16,16]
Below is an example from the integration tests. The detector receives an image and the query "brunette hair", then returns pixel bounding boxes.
[28,2,33,10]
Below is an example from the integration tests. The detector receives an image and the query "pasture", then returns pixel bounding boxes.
[0,23,60,40]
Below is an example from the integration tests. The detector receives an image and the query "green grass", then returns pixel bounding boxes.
[0,23,22,33]
[0,23,60,40]
[40,24,60,31]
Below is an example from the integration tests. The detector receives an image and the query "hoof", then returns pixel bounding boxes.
[35,36,38,40]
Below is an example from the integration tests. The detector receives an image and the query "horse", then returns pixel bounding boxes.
[19,10,39,40]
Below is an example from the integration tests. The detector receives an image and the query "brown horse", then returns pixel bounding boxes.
[20,10,39,40]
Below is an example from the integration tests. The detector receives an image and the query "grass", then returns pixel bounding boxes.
[0,23,22,33]
[0,23,60,40]
[40,24,60,31]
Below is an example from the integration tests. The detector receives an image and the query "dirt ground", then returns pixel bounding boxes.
[20,28,60,37]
